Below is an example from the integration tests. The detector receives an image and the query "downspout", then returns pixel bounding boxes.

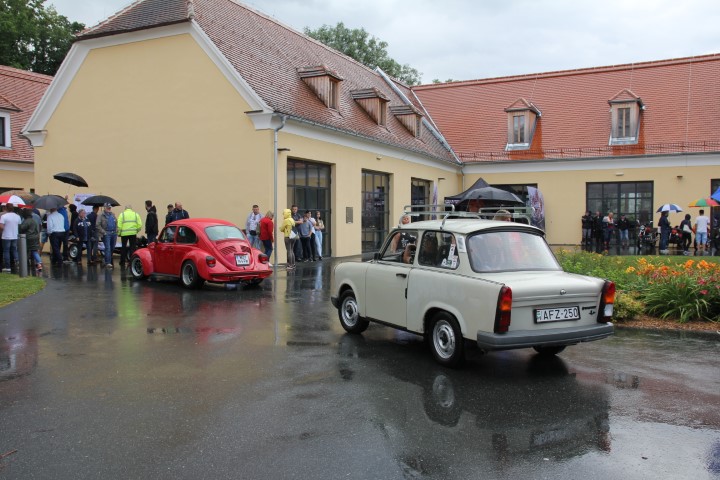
[273,114,287,269]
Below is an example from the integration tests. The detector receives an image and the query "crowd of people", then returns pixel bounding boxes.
[0,200,190,273]
[0,196,332,274]
[582,209,717,255]
[278,205,325,270]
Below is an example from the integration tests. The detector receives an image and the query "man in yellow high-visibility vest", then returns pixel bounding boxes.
[117,204,143,267]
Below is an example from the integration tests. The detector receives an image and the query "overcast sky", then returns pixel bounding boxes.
[49,0,720,83]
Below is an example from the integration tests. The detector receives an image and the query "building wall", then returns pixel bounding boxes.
[0,161,34,191]
[464,154,719,244]
[32,32,461,258]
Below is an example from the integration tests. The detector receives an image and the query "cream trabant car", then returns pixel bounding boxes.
[331,215,614,367]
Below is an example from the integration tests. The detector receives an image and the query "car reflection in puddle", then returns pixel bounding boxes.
[337,333,610,475]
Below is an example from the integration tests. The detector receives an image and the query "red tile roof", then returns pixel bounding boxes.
[0,66,52,163]
[413,54,720,162]
[80,0,456,164]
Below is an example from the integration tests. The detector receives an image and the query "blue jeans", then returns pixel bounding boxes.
[314,231,323,257]
[619,229,629,243]
[660,231,670,251]
[262,239,273,259]
[2,239,18,268]
[87,238,97,263]
[103,233,117,265]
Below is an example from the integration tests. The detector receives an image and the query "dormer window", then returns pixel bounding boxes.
[298,65,343,110]
[609,89,643,145]
[504,98,540,151]
[0,111,10,148]
[389,104,423,137]
[351,88,389,126]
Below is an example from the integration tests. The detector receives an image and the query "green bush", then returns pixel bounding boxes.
[613,291,645,322]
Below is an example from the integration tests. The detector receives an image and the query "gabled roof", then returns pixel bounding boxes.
[78,0,456,164]
[413,54,720,162]
[0,66,52,163]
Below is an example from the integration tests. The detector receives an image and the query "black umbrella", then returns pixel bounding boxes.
[457,186,524,205]
[34,194,68,210]
[82,195,120,207]
[53,172,88,188]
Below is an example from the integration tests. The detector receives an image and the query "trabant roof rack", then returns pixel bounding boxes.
[400,204,534,229]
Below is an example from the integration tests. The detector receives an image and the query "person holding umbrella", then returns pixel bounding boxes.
[658,211,671,254]
[46,207,66,266]
[96,203,118,268]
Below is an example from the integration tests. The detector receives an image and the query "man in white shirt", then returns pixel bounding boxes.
[245,204,262,249]
[0,204,22,272]
[46,207,66,266]
[694,209,710,255]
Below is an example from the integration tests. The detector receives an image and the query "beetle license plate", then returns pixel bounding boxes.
[535,306,580,323]
[235,254,250,266]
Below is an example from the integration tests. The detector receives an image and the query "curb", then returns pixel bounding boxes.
[615,324,720,341]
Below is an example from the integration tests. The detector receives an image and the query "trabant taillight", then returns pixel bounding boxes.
[598,281,615,322]
[206,256,216,267]
[494,286,512,333]
[259,254,269,264]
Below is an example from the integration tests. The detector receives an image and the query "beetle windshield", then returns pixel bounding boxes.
[205,225,246,241]
[466,230,560,272]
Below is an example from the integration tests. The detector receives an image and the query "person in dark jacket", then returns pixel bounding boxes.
[72,209,93,264]
[169,202,190,222]
[581,210,593,246]
[19,209,42,272]
[87,206,99,264]
[592,211,604,251]
[658,211,671,254]
[145,200,158,244]
[617,214,631,247]
[679,213,693,255]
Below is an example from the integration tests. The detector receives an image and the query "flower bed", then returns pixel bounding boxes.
[556,250,720,324]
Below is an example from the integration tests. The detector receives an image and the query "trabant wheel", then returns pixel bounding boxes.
[338,290,369,334]
[533,345,566,356]
[69,243,79,260]
[429,312,465,368]
[130,255,147,280]
[181,260,204,289]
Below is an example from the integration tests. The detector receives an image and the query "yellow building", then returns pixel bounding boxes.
[23,0,461,259]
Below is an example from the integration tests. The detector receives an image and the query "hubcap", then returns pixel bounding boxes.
[183,265,194,284]
[131,259,142,276]
[433,320,456,359]
[341,297,358,327]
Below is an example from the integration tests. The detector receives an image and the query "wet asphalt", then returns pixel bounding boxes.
[1,258,719,479]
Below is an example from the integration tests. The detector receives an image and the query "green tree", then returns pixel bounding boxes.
[0,0,84,75]
[304,22,422,86]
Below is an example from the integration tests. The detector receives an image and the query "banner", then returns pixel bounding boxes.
[526,186,546,231]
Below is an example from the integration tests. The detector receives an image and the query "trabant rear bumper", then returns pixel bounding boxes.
[477,323,614,351]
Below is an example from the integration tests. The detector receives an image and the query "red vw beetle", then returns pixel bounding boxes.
[130,218,272,288]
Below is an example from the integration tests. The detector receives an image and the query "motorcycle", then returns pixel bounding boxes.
[69,235,148,262]
[668,225,682,247]
[636,222,657,250]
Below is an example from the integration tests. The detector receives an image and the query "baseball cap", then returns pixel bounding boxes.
[104,203,112,208]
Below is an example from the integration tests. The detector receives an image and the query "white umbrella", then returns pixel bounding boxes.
[656,203,683,213]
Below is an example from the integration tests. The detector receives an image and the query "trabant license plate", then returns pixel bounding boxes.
[235,254,250,266]
[535,306,580,323]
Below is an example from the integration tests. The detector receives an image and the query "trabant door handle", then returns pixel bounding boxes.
[396,273,407,278]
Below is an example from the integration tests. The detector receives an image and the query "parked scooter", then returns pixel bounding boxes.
[668,225,682,248]
[636,221,657,250]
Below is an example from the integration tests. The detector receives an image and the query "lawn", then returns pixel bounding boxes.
[556,250,720,323]
[0,275,45,308]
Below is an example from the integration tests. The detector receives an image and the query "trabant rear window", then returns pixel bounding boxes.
[205,225,246,241]
[466,230,560,272]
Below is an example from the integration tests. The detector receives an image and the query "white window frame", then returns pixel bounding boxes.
[609,102,640,145]
[0,111,10,149]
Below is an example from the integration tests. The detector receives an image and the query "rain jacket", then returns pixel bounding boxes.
[280,209,295,238]
[117,208,142,237]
